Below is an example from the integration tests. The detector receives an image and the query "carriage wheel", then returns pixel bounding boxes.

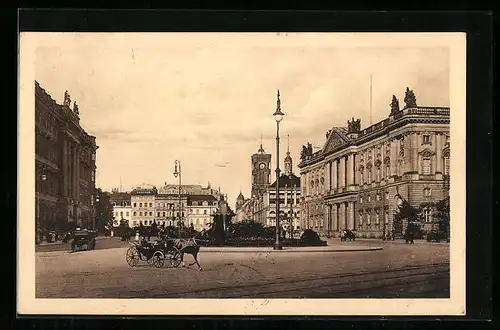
[126,246,140,267]
[170,248,182,268]
[152,251,165,268]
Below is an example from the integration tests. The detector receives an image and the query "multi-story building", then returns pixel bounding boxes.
[129,183,222,229]
[35,81,98,236]
[186,195,219,231]
[253,143,301,229]
[298,88,450,238]
[130,184,157,227]
[109,190,132,227]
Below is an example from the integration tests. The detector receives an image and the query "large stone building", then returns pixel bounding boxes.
[298,88,450,238]
[35,81,98,237]
[253,143,302,229]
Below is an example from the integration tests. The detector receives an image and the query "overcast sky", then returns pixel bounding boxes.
[33,33,449,208]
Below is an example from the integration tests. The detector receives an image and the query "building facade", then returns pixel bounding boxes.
[186,195,219,231]
[128,183,221,230]
[298,88,450,238]
[130,184,157,227]
[109,190,132,227]
[249,142,302,230]
[35,81,98,236]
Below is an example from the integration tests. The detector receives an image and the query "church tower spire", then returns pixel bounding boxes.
[284,134,293,176]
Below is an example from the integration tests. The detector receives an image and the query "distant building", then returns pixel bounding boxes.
[128,182,222,229]
[247,138,302,230]
[35,81,98,234]
[298,88,450,238]
[130,184,157,227]
[109,190,132,227]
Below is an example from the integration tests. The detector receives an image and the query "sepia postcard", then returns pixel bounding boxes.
[18,32,466,316]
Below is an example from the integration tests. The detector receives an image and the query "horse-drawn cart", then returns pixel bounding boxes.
[125,236,182,268]
[71,230,96,252]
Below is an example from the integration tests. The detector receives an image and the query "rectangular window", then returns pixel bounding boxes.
[423,158,431,175]
[424,208,432,222]
[163,212,166,217]
[126,212,130,216]
[149,203,153,207]
[157,212,160,217]
[204,210,207,215]
[133,203,137,207]
[139,203,143,207]
[133,212,137,216]
[444,157,450,176]
[139,212,143,216]
[149,211,153,216]
[120,211,123,217]
[423,135,431,144]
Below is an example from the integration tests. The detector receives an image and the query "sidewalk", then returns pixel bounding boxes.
[200,245,382,253]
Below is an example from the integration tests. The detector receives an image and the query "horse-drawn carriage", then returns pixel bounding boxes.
[125,236,182,268]
[71,230,97,252]
[340,229,356,241]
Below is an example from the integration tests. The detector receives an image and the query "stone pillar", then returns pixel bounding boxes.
[348,201,355,230]
[339,202,346,230]
[390,139,398,176]
[325,162,332,192]
[332,159,338,191]
[412,133,419,172]
[324,204,330,234]
[347,154,354,186]
[435,134,443,174]
[71,144,77,200]
[62,139,68,197]
[339,157,345,188]
[76,147,80,201]
[332,203,338,231]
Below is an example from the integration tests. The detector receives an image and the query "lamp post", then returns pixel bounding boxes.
[273,89,285,250]
[36,169,47,245]
[173,160,182,237]
[95,194,100,232]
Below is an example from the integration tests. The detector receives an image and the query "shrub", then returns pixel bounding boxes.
[300,229,326,246]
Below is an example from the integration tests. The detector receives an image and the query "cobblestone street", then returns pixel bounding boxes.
[36,239,449,298]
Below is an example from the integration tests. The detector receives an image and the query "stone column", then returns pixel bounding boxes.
[348,201,355,230]
[72,144,77,200]
[62,139,68,197]
[339,202,346,230]
[390,139,397,177]
[76,147,80,201]
[332,159,338,191]
[412,133,419,172]
[325,161,332,192]
[324,204,330,234]
[332,204,338,231]
[339,157,345,188]
[347,153,354,186]
[435,134,442,173]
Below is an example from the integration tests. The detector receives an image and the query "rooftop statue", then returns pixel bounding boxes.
[404,87,417,108]
[63,90,71,107]
[390,95,400,115]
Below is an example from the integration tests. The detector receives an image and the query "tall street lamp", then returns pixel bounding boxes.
[36,168,47,245]
[273,89,285,250]
[95,194,100,231]
[173,160,182,236]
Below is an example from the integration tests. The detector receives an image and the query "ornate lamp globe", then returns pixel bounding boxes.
[273,89,285,122]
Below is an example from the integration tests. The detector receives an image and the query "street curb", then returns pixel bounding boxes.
[200,247,383,253]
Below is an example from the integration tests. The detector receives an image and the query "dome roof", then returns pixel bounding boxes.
[237,191,245,201]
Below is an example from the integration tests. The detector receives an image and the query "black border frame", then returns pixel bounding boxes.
[7,8,493,329]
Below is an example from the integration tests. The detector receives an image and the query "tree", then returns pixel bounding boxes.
[95,188,113,233]
[434,196,450,241]
[393,200,421,237]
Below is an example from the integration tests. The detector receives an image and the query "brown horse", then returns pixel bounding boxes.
[172,237,204,271]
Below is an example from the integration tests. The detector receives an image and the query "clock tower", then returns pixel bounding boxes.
[251,142,271,197]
